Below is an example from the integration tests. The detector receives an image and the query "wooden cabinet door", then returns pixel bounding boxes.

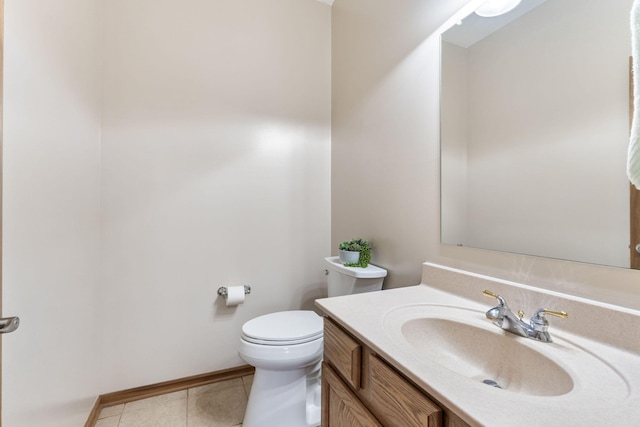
[322,363,382,427]
[364,353,442,427]
[324,318,362,390]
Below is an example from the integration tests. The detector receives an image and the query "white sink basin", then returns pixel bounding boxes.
[383,304,629,398]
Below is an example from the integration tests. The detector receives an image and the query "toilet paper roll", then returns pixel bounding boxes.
[226,285,245,306]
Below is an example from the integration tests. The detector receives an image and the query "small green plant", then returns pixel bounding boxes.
[338,238,371,268]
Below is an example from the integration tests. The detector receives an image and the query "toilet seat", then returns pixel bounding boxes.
[241,310,323,346]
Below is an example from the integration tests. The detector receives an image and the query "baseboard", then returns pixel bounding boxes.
[84,365,255,427]
[84,397,101,427]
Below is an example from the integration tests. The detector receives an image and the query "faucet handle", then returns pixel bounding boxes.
[530,308,568,334]
[536,309,568,319]
[482,289,499,298]
[529,308,567,343]
[482,289,507,307]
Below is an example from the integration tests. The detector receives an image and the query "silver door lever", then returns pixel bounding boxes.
[0,316,20,334]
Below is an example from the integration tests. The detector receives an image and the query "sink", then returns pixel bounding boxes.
[384,304,629,398]
[400,316,572,396]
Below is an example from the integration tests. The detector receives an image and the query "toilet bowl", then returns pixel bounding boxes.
[239,310,324,427]
[239,258,387,427]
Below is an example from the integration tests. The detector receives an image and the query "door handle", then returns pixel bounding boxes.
[0,316,20,334]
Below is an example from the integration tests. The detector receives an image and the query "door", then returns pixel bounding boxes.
[1,0,4,420]
[0,1,22,423]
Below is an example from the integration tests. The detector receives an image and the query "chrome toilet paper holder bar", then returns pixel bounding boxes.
[217,285,251,297]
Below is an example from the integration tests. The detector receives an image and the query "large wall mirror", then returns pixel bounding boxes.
[440,0,635,268]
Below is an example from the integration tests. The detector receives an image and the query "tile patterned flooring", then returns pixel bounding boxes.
[95,375,253,427]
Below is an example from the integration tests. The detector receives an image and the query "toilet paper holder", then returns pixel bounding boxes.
[217,285,251,297]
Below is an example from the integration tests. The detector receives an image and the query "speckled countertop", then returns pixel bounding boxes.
[315,263,640,427]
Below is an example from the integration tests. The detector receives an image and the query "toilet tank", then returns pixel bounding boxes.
[324,256,388,297]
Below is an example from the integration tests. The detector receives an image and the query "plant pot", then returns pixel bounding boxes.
[339,250,360,265]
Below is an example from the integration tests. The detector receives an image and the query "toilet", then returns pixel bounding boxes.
[238,256,387,427]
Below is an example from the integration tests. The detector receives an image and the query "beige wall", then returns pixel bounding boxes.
[332,0,640,310]
[99,0,331,392]
[3,0,102,425]
[332,0,469,287]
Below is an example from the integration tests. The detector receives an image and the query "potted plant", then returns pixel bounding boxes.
[338,238,372,267]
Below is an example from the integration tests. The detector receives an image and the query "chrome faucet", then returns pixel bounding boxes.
[482,290,568,343]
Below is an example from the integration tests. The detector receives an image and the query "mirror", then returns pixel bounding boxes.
[440,0,634,268]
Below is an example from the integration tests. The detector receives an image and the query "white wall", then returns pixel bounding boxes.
[2,0,102,426]
[99,0,331,392]
[332,0,640,310]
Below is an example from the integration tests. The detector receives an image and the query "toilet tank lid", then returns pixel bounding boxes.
[324,256,388,278]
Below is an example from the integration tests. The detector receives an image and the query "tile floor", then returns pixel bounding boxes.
[95,375,253,427]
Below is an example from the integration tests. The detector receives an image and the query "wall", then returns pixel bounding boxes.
[332,0,640,310]
[332,0,470,287]
[2,0,102,426]
[99,0,331,392]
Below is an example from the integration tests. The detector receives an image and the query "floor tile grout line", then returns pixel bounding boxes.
[185,388,189,427]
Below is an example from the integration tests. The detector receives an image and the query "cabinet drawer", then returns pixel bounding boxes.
[365,353,442,427]
[323,318,361,390]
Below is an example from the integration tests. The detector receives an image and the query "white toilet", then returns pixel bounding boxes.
[238,256,387,427]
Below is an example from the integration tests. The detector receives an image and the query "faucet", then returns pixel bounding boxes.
[482,290,568,343]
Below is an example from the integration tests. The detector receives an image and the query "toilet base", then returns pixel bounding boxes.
[243,361,321,427]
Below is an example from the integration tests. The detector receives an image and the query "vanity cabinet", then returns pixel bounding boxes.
[322,317,470,427]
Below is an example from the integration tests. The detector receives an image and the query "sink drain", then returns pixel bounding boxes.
[482,379,502,388]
